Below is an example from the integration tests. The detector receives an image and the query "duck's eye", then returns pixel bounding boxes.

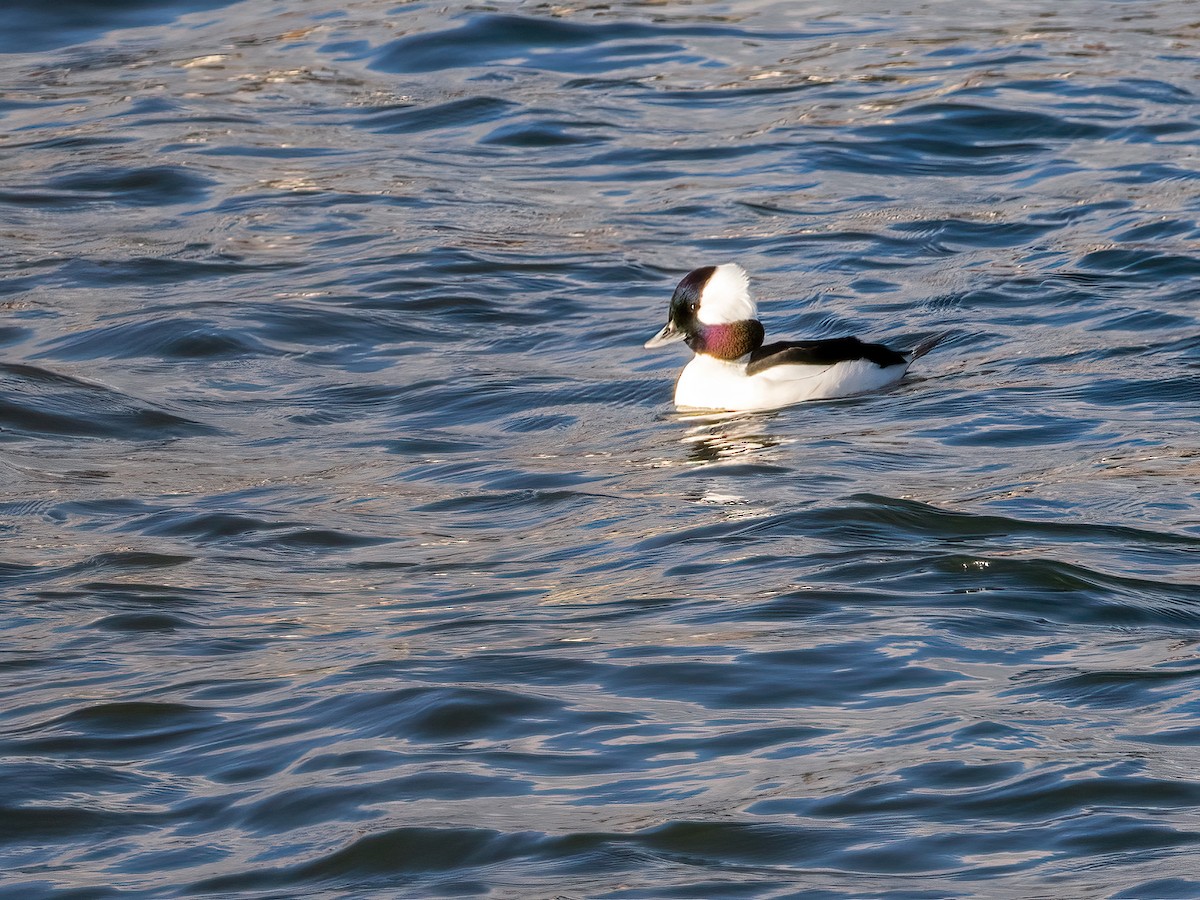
[689,302,698,312]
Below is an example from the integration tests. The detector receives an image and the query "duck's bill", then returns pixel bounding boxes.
[644,322,685,349]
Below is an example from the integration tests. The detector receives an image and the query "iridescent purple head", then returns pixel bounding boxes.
[645,263,765,360]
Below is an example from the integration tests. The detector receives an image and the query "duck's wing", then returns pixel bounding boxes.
[746,337,907,376]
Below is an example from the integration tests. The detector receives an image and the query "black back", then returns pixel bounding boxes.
[746,337,906,376]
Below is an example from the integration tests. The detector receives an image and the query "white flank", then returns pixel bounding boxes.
[674,355,909,411]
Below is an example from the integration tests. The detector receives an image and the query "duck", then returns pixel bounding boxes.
[645,263,945,411]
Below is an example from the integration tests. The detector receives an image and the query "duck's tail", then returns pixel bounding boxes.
[909,330,953,361]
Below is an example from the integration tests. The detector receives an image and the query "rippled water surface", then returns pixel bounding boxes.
[2,0,1200,896]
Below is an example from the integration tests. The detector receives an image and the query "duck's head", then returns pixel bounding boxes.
[644,263,764,360]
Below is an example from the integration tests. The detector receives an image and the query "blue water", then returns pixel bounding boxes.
[2,1,1199,896]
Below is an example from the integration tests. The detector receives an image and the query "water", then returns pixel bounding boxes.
[2,0,1199,896]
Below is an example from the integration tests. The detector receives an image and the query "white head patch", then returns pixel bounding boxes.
[697,263,757,324]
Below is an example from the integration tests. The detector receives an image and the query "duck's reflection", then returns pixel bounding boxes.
[677,410,787,465]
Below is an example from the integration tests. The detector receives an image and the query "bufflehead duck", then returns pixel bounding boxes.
[645,263,944,411]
